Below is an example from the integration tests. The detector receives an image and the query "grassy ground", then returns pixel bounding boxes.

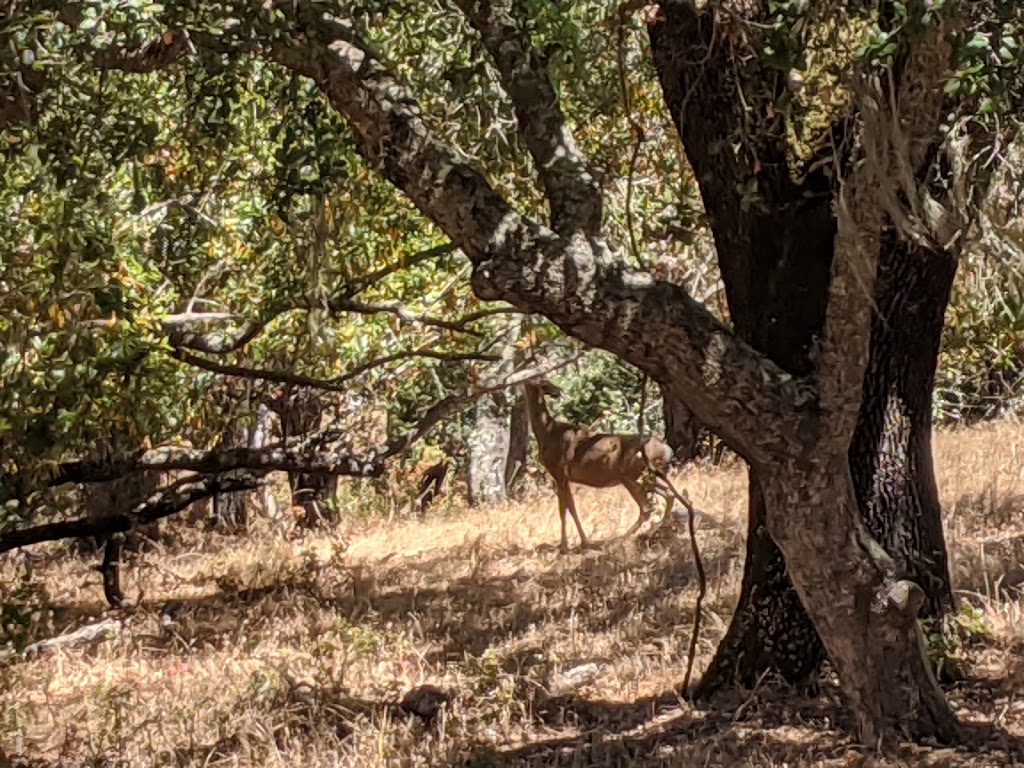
[1,421,1023,767]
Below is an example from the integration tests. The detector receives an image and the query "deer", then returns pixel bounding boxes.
[521,375,675,553]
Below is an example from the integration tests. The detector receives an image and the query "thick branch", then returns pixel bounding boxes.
[261,4,814,467]
[452,0,603,235]
[48,438,382,487]
[0,475,259,554]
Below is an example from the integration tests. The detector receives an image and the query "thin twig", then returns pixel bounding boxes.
[646,461,707,698]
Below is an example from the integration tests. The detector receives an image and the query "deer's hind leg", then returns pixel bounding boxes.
[622,478,653,537]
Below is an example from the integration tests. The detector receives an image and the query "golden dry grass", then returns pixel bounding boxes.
[1,421,1023,767]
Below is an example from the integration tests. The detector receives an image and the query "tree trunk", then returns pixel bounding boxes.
[504,394,531,496]
[760,454,961,744]
[99,532,125,608]
[649,4,956,698]
[661,385,700,463]
[468,391,513,506]
[210,404,275,533]
[468,319,522,505]
[271,388,338,527]
[850,236,958,618]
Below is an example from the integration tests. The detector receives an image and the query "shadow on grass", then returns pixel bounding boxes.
[34,533,735,664]
[466,689,1024,767]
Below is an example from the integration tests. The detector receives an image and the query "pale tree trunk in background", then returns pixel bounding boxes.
[504,394,531,497]
[210,403,275,533]
[468,319,523,505]
[271,388,338,526]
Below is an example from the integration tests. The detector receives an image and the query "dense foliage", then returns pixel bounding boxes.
[0,0,1021,533]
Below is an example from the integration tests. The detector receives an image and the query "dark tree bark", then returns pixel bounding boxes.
[649,4,833,692]
[1,475,261,554]
[851,236,958,618]
[661,386,700,463]
[413,460,449,515]
[99,533,126,608]
[80,469,163,553]
[649,2,957,698]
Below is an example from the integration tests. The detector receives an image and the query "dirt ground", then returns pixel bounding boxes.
[1,421,1023,767]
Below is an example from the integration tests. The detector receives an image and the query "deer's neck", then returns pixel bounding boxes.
[523,387,556,438]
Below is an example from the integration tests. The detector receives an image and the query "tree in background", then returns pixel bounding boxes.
[1,0,1022,745]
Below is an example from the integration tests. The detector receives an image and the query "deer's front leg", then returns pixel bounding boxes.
[562,484,594,550]
[555,482,570,554]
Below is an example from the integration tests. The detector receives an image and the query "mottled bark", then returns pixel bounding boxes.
[761,456,959,744]
[468,390,513,505]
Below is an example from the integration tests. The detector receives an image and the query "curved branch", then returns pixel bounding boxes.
[261,5,815,467]
[452,0,603,235]
[161,312,277,355]
[334,243,458,300]
[324,297,491,336]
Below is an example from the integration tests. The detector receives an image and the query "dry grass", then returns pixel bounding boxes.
[1,421,1023,767]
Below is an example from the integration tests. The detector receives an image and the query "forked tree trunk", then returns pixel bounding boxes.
[649,4,956,700]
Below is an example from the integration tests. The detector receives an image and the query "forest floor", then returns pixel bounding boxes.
[2,421,1024,767]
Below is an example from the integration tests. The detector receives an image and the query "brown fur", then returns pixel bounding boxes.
[522,378,674,552]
